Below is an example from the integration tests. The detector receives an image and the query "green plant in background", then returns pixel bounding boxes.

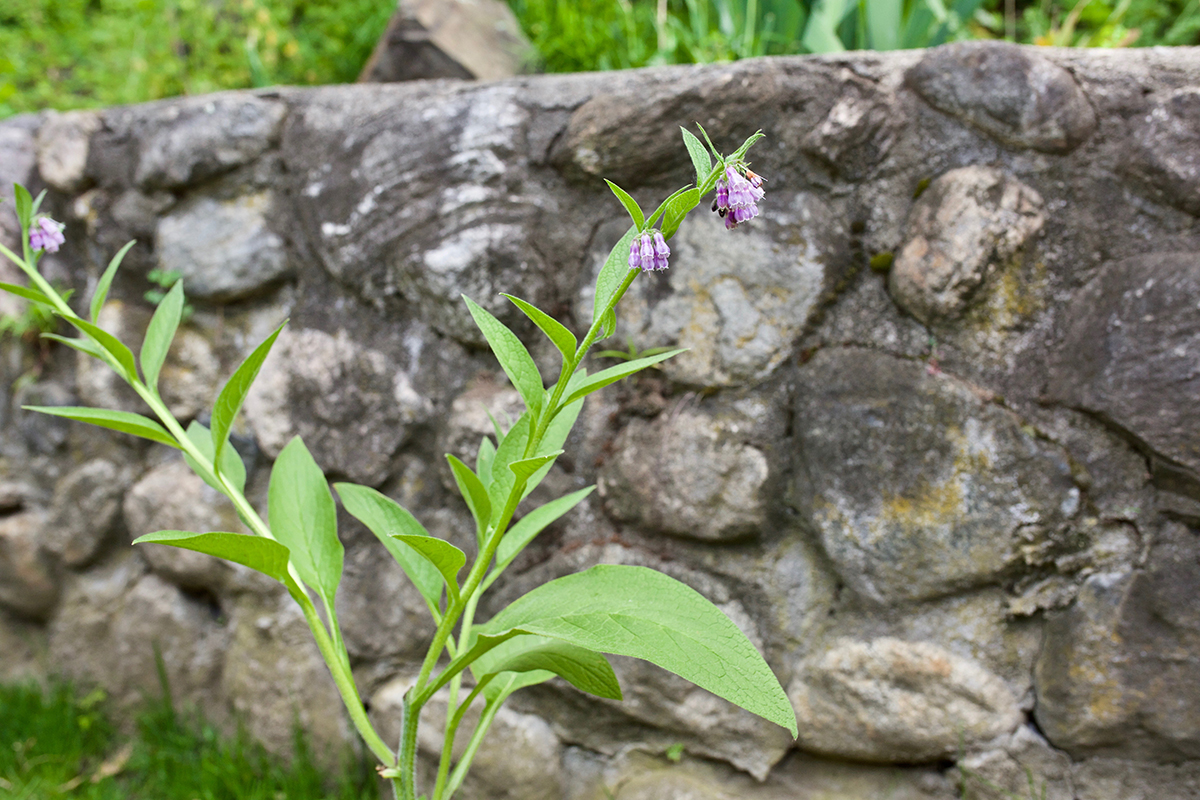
[1,128,795,800]
[144,268,194,320]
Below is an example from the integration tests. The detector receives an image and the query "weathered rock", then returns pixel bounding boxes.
[127,94,287,190]
[439,376,525,490]
[905,41,1097,153]
[801,72,897,180]
[790,347,1080,603]
[36,110,102,193]
[244,326,430,485]
[43,459,128,568]
[1071,757,1200,799]
[1047,253,1200,480]
[359,0,532,83]
[888,167,1044,325]
[958,725,1074,800]
[1124,88,1200,215]
[0,117,36,255]
[598,406,769,541]
[1035,521,1200,760]
[155,191,290,302]
[0,510,58,620]
[788,637,1022,762]
[0,609,48,682]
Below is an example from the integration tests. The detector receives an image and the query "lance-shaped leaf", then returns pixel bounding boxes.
[729,130,766,163]
[681,128,713,187]
[447,455,491,543]
[91,241,136,322]
[140,280,184,394]
[13,184,32,230]
[480,669,554,703]
[592,226,638,327]
[183,421,247,495]
[132,530,303,600]
[392,534,465,604]
[509,450,562,482]
[41,333,104,359]
[477,564,799,736]
[470,634,621,700]
[660,187,700,240]
[334,482,443,609]
[503,294,576,364]
[487,413,529,521]
[63,315,137,381]
[604,180,645,230]
[212,320,286,480]
[565,349,685,405]
[493,486,595,580]
[0,282,54,306]
[476,435,497,488]
[463,296,543,418]
[268,436,343,602]
[23,406,179,449]
[29,189,47,220]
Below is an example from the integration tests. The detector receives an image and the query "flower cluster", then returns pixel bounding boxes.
[628,230,670,272]
[29,217,65,253]
[712,166,766,229]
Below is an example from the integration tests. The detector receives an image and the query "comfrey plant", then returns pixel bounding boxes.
[1,126,791,800]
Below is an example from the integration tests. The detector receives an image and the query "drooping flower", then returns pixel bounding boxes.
[29,217,65,253]
[712,164,766,229]
[628,230,670,273]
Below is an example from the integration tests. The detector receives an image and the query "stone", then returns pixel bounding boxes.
[43,459,128,568]
[1071,758,1200,800]
[36,109,102,193]
[439,376,525,490]
[124,460,246,593]
[130,94,287,190]
[0,609,48,683]
[243,326,430,485]
[0,510,58,620]
[801,73,897,180]
[788,637,1022,763]
[789,347,1081,604]
[1123,88,1200,215]
[1046,253,1200,480]
[598,406,769,542]
[958,725,1073,800]
[888,167,1044,325]
[155,191,290,302]
[905,41,1097,153]
[1035,521,1200,760]
[359,0,533,83]
[577,207,833,388]
[0,117,36,255]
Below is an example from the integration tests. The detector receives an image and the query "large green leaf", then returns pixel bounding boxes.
[462,296,543,418]
[334,482,443,609]
[604,180,645,230]
[23,406,178,449]
[212,320,286,482]
[13,184,32,230]
[0,282,54,306]
[392,534,465,604]
[91,241,136,322]
[503,294,577,364]
[592,226,638,327]
[63,315,137,381]
[479,670,554,703]
[681,128,712,187]
[447,454,492,543]
[470,634,621,700]
[132,530,303,600]
[268,436,343,602]
[183,421,247,495]
[493,486,595,578]
[478,565,798,736]
[565,350,685,405]
[140,280,184,394]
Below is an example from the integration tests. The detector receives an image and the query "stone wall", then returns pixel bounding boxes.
[1,42,1200,799]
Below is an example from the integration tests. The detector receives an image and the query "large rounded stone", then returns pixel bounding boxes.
[958,726,1073,800]
[36,110,102,193]
[1123,88,1200,215]
[43,459,129,568]
[0,510,58,620]
[788,637,1022,763]
[888,167,1044,325]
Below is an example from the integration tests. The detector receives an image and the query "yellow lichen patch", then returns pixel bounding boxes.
[877,476,966,536]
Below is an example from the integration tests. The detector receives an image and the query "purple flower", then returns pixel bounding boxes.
[712,165,766,229]
[29,217,65,253]
[628,230,670,273]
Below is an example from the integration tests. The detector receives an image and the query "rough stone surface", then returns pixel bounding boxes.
[905,41,1097,153]
[43,459,128,568]
[958,726,1074,800]
[788,637,1021,763]
[889,167,1044,325]
[36,110,102,193]
[1124,88,1200,215]
[0,511,58,620]
[1071,758,1200,800]
[0,609,47,682]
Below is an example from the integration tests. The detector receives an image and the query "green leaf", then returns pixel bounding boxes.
[470,634,621,700]
[132,530,303,600]
[604,180,645,231]
[23,405,179,448]
[29,189,47,219]
[334,482,443,610]
[681,128,712,186]
[480,670,555,703]
[565,349,685,405]
[509,450,562,482]
[392,534,465,605]
[212,320,286,482]
[268,436,343,602]
[522,396,584,499]
[646,186,693,229]
[140,279,184,394]
[487,413,530,524]
[600,308,616,339]
[503,294,577,364]
[0,282,54,306]
[183,421,247,495]
[41,333,104,359]
[13,184,31,230]
[91,240,136,322]
[447,454,492,543]
[492,486,594,581]
[463,296,543,418]
[661,188,701,240]
[592,226,637,327]
[476,435,497,488]
[62,315,138,381]
[729,130,766,163]
[479,564,798,736]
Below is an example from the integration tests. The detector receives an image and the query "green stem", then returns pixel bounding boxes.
[431,678,491,800]
[443,697,504,800]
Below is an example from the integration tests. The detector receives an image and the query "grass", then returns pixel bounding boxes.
[0,679,379,800]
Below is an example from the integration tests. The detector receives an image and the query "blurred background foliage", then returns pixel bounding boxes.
[2,0,1199,118]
